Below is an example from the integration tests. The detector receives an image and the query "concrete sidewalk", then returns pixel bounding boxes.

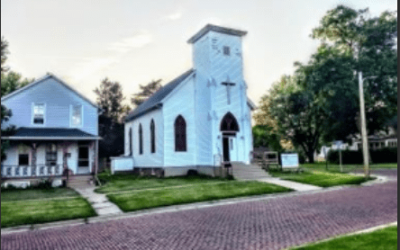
[73,186,123,216]
[258,177,322,191]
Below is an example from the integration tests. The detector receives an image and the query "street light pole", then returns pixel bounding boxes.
[358,71,370,178]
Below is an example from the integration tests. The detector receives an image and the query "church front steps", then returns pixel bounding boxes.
[231,162,271,180]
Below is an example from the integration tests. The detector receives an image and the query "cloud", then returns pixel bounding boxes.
[108,32,153,53]
[165,10,183,21]
[69,57,120,82]
[68,32,153,82]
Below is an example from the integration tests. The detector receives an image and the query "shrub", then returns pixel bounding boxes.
[327,147,397,164]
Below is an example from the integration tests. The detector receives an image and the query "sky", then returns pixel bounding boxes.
[1,0,397,107]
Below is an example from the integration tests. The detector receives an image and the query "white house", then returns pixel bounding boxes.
[1,74,101,186]
[112,24,256,177]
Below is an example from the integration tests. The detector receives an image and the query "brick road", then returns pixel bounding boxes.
[2,173,397,250]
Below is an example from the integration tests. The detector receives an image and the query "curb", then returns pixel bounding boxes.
[1,186,345,235]
[1,178,393,235]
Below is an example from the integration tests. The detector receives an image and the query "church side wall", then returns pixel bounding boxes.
[127,109,164,167]
[162,76,197,168]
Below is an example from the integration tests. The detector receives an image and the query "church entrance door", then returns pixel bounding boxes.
[220,112,239,163]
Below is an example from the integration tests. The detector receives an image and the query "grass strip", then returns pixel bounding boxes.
[270,170,373,187]
[107,181,292,212]
[293,226,397,250]
[1,197,96,228]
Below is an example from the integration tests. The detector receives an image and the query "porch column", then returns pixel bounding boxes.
[61,142,70,174]
[90,140,98,175]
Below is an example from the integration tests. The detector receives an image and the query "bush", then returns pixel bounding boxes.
[327,147,397,164]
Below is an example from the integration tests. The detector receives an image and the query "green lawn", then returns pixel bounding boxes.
[1,197,96,228]
[270,170,373,187]
[293,226,397,250]
[96,173,229,194]
[107,181,292,212]
[301,163,397,172]
[1,187,79,202]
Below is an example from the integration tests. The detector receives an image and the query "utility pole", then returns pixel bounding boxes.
[358,71,370,178]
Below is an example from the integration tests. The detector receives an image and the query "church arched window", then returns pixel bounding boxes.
[129,127,133,156]
[139,124,143,155]
[150,119,155,153]
[174,115,186,152]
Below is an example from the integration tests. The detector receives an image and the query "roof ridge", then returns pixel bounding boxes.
[125,69,194,122]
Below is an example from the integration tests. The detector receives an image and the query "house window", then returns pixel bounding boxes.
[150,119,155,153]
[19,154,29,166]
[223,46,230,56]
[46,144,57,166]
[139,124,143,155]
[72,105,83,126]
[33,103,45,124]
[174,115,187,152]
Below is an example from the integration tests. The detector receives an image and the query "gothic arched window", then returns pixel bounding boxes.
[174,115,187,152]
[150,119,156,153]
[129,127,133,156]
[139,124,143,155]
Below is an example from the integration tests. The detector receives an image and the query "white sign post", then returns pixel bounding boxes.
[280,153,299,170]
[335,141,343,172]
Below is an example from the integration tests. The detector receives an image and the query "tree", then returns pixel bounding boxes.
[1,71,33,97]
[94,78,129,123]
[94,78,131,161]
[267,76,328,163]
[131,79,162,107]
[1,37,8,73]
[311,6,397,136]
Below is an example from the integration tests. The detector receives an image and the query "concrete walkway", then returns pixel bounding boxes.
[258,177,322,191]
[73,186,123,216]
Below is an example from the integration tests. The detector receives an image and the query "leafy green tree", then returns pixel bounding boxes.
[131,79,162,107]
[94,78,131,161]
[267,76,328,163]
[1,71,33,97]
[1,37,8,73]
[252,125,283,152]
[94,78,130,123]
[310,5,397,136]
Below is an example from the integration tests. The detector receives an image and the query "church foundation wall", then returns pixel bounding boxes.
[113,166,227,178]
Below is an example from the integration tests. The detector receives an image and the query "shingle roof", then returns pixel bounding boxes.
[187,24,247,44]
[125,69,195,122]
[1,127,99,139]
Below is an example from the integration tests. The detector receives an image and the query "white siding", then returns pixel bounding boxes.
[193,31,252,164]
[162,76,196,167]
[130,109,164,167]
[2,77,98,136]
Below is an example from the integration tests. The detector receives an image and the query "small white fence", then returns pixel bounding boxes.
[110,156,134,174]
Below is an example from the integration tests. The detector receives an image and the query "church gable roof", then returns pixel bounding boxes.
[125,69,195,122]
[187,24,247,44]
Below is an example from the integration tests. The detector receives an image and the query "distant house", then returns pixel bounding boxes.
[111,24,256,176]
[1,74,101,187]
[316,132,398,161]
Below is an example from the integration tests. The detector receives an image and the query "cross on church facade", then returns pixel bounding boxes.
[221,81,236,105]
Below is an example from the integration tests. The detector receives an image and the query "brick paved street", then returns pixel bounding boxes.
[1,175,397,250]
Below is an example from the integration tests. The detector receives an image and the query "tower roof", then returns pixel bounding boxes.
[187,24,247,44]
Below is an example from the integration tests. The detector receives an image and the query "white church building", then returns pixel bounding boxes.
[111,24,256,177]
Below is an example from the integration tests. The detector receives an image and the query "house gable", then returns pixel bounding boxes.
[1,74,99,135]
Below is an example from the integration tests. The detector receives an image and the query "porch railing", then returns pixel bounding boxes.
[1,164,64,179]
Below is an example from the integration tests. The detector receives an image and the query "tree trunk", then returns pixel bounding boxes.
[307,150,315,164]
